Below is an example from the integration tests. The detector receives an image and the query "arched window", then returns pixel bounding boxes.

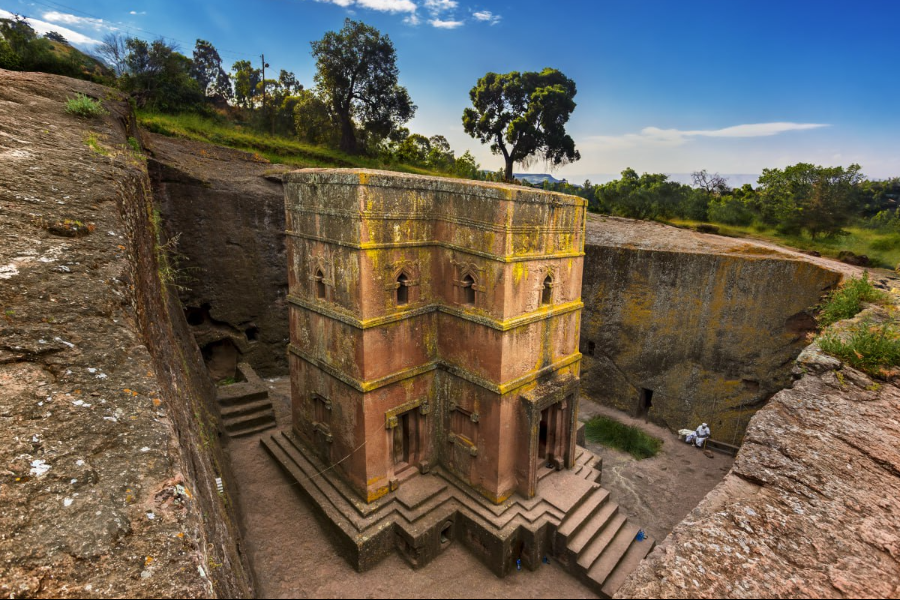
[541,275,553,306]
[462,274,475,306]
[315,269,326,300]
[396,273,409,305]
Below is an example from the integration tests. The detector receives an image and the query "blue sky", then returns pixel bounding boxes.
[3,0,899,181]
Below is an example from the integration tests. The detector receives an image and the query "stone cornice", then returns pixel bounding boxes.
[289,344,582,395]
[285,231,585,262]
[287,294,584,332]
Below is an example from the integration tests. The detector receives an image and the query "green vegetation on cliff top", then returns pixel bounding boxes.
[670,219,900,269]
[817,272,890,327]
[138,111,454,175]
[816,274,900,379]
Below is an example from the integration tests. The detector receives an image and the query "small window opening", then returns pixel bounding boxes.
[245,326,259,341]
[587,341,596,356]
[397,273,409,305]
[440,521,453,545]
[463,274,475,306]
[541,275,553,305]
[315,269,326,299]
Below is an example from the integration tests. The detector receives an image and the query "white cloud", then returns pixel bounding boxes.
[355,0,416,13]
[41,10,113,31]
[129,10,147,16]
[0,9,101,46]
[472,9,500,24]
[429,18,464,29]
[424,0,458,12]
[587,122,830,149]
[403,13,421,25]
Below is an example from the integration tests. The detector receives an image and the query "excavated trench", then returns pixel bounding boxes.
[147,142,866,595]
[5,69,896,598]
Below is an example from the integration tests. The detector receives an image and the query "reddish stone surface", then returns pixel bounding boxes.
[284,170,586,503]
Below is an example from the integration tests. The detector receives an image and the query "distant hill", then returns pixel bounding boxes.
[514,173,568,185]
[573,173,761,188]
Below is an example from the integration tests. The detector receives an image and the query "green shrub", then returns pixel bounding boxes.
[65,93,107,118]
[583,416,662,459]
[818,272,889,327]
[818,320,900,378]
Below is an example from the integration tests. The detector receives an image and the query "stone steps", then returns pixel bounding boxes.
[552,482,655,597]
[568,501,618,557]
[221,398,273,418]
[216,363,276,437]
[224,410,276,436]
[264,431,653,589]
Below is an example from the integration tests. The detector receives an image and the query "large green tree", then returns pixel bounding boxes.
[310,19,416,154]
[462,68,580,181]
[119,38,203,112]
[231,60,261,109]
[191,39,232,103]
[756,163,864,237]
[293,89,337,146]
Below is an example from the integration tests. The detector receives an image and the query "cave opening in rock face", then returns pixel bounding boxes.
[202,338,238,382]
[638,388,653,418]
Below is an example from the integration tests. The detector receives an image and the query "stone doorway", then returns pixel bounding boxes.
[537,397,570,471]
[392,409,421,475]
[637,388,653,418]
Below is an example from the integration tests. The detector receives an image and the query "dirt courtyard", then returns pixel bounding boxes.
[577,399,734,542]
[225,379,732,598]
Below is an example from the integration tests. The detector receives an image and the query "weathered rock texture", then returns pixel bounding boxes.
[147,133,290,378]
[581,215,846,442]
[0,69,251,597]
[617,305,900,598]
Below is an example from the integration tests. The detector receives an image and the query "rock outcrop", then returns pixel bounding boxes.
[146,133,290,378]
[581,215,849,442]
[617,305,900,598]
[0,69,251,597]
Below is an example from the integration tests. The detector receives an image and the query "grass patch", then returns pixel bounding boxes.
[818,272,890,327]
[65,93,108,118]
[84,131,110,156]
[137,110,454,176]
[670,219,900,269]
[818,320,900,378]
[583,416,662,459]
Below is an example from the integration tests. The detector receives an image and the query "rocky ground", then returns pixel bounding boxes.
[578,401,734,543]
[585,214,865,279]
[617,303,900,598]
[0,70,241,597]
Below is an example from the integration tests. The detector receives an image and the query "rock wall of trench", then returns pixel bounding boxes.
[0,70,251,597]
[580,241,842,442]
[146,134,289,379]
[616,306,900,598]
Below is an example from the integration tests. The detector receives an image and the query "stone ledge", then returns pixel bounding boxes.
[284,168,588,208]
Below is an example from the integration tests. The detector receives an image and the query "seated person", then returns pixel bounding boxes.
[685,423,710,447]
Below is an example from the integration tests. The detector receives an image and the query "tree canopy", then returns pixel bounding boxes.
[462,68,580,181]
[192,39,232,103]
[310,18,415,154]
[756,163,864,237]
